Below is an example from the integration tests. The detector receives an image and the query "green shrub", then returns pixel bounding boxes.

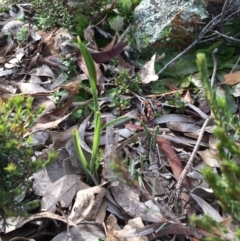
[0,96,56,225]
[191,54,240,240]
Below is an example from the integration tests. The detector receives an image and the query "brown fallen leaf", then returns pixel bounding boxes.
[182,89,194,104]
[47,93,74,118]
[156,137,191,207]
[222,71,240,86]
[31,113,71,132]
[91,43,126,63]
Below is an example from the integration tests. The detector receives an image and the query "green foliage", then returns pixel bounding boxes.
[34,0,75,30]
[110,69,142,112]
[16,26,28,42]
[0,0,9,13]
[75,14,89,36]
[168,92,186,113]
[120,0,141,12]
[192,53,240,240]
[0,96,57,224]
[32,0,111,32]
[60,55,77,79]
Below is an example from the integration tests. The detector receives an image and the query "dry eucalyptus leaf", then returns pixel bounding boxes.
[45,149,76,182]
[29,64,55,78]
[41,174,89,213]
[31,113,71,132]
[33,169,52,196]
[110,183,163,222]
[15,83,49,94]
[190,193,223,221]
[198,149,220,167]
[78,113,93,153]
[166,121,201,132]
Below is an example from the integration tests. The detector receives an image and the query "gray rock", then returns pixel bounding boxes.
[133,0,208,50]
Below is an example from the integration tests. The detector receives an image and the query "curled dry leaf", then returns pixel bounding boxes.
[69,185,106,224]
[77,54,104,87]
[1,20,24,36]
[16,211,77,229]
[100,31,117,52]
[140,53,159,83]
[29,64,55,78]
[181,89,194,104]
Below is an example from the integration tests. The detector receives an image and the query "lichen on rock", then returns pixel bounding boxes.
[133,0,208,51]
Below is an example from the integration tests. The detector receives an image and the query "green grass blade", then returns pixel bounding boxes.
[77,37,101,174]
[77,36,97,87]
[73,129,91,182]
[90,110,101,172]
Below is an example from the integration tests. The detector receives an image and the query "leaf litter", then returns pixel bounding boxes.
[1,1,240,241]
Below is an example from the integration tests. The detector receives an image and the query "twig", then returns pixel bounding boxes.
[231,56,240,73]
[57,203,72,241]
[175,117,211,194]
[219,0,230,33]
[214,30,240,45]
[157,39,198,76]
[211,48,218,87]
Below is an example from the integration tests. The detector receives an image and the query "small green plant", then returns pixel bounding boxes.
[73,37,101,183]
[0,96,57,226]
[0,0,9,13]
[160,27,173,42]
[110,69,142,112]
[32,0,112,32]
[33,0,76,30]
[16,26,28,42]
[120,0,142,12]
[189,53,240,240]
[168,92,186,113]
[60,55,77,79]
